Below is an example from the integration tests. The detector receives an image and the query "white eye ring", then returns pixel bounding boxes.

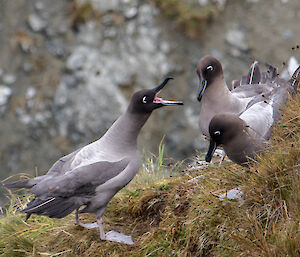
[207,65,213,71]
[214,131,221,136]
[142,96,147,104]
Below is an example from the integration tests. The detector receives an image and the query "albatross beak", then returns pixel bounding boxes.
[197,76,207,102]
[205,138,217,162]
[152,77,184,106]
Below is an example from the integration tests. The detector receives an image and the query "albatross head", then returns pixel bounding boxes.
[196,56,223,102]
[205,113,245,162]
[128,77,184,114]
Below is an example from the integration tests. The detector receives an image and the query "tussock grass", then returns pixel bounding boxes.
[0,94,299,256]
[149,0,218,38]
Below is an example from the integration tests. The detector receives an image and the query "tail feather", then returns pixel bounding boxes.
[289,65,300,90]
[247,61,261,85]
[265,63,278,79]
[22,197,79,219]
[4,179,34,189]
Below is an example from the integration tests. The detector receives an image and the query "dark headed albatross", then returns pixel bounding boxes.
[196,55,279,137]
[205,65,300,166]
[5,77,183,244]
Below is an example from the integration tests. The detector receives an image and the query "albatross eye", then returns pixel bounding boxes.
[207,65,213,71]
[142,96,147,104]
[214,130,221,136]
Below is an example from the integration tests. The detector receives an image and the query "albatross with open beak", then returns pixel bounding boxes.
[5,77,183,244]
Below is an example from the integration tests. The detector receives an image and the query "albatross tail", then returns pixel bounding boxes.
[4,179,34,189]
[22,197,80,220]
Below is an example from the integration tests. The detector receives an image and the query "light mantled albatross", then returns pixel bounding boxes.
[4,77,183,244]
[196,55,283,137]
[205,65,300,166]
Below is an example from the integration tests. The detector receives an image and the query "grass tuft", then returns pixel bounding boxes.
[0,94,299,256]
[149,0,218,38]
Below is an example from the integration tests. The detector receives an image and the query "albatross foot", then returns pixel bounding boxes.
[75,221,99,229]
[104,230,134,245]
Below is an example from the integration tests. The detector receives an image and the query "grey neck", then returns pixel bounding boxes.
[203,79,244,111]
[102,110,151,151]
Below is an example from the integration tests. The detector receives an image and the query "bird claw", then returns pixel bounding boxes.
[104,230,134,245]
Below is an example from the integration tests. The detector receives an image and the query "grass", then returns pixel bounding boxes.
[68,0,218,38]
[0,94,299,256]
[149,0,218,38]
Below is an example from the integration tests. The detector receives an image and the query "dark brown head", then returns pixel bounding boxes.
[128,77,183,114]
[196,56,223,101]
[205,113,245,162]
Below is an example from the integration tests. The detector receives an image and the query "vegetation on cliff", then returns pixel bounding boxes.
[0,94,299,256]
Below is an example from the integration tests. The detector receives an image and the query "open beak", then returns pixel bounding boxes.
[205,138,217,163]
[197,76,207,102]
[152,77,184,106]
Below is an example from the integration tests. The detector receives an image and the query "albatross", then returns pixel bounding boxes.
[196,55,282,137]
[5,77,183,244]
[205,65,300,166]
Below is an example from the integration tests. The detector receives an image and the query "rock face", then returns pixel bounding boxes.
[0,0,299,188]
[54,1,175,142]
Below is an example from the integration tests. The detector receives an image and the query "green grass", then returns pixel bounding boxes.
[0,94,299,256]
[149,0,218,38]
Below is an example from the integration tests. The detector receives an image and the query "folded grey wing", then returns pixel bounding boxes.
[232,83,275,98]
[23,158,130,219]
[46,148,83,176]
[4,148,84,190]
[33,158,130,197]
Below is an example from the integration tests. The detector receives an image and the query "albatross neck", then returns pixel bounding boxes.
[102,111,151,150]
[203,78,244,111]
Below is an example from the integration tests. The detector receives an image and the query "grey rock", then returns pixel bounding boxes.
[0,68,3,77]
[282,29,293,39]
[103,27,117,39]
[90,0,121,12]
[2,74,16,85]
[25,87,37,100]
[0,85,12,112]
[35,1,45,11]
[46,41,67,58]
[225,27,248,52]
[78,22,103,45]
[16,108,32,125]
[124,6,138,19]
[28,13,47,32]
[23,62,34,73]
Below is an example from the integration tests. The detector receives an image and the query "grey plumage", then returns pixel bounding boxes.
[205,64,300,166]
[5,77,183,244]
[196,56,290,137]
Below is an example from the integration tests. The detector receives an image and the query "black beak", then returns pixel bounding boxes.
[153,77,184,106]
[153,77,174,93]
[197,76,207,102]
[205,138,217,162]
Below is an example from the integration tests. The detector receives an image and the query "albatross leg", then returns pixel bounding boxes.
[74,209,99,229]
[97,218,134,245]
[74,210,134,244]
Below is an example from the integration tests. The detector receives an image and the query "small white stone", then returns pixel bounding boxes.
[124,7,138,19]
[0,85,12,106]
[219,188,243,201]
[225,28,248,51]
[3,74,16,85]
[26,87,37,99]
[28,13,47,32]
